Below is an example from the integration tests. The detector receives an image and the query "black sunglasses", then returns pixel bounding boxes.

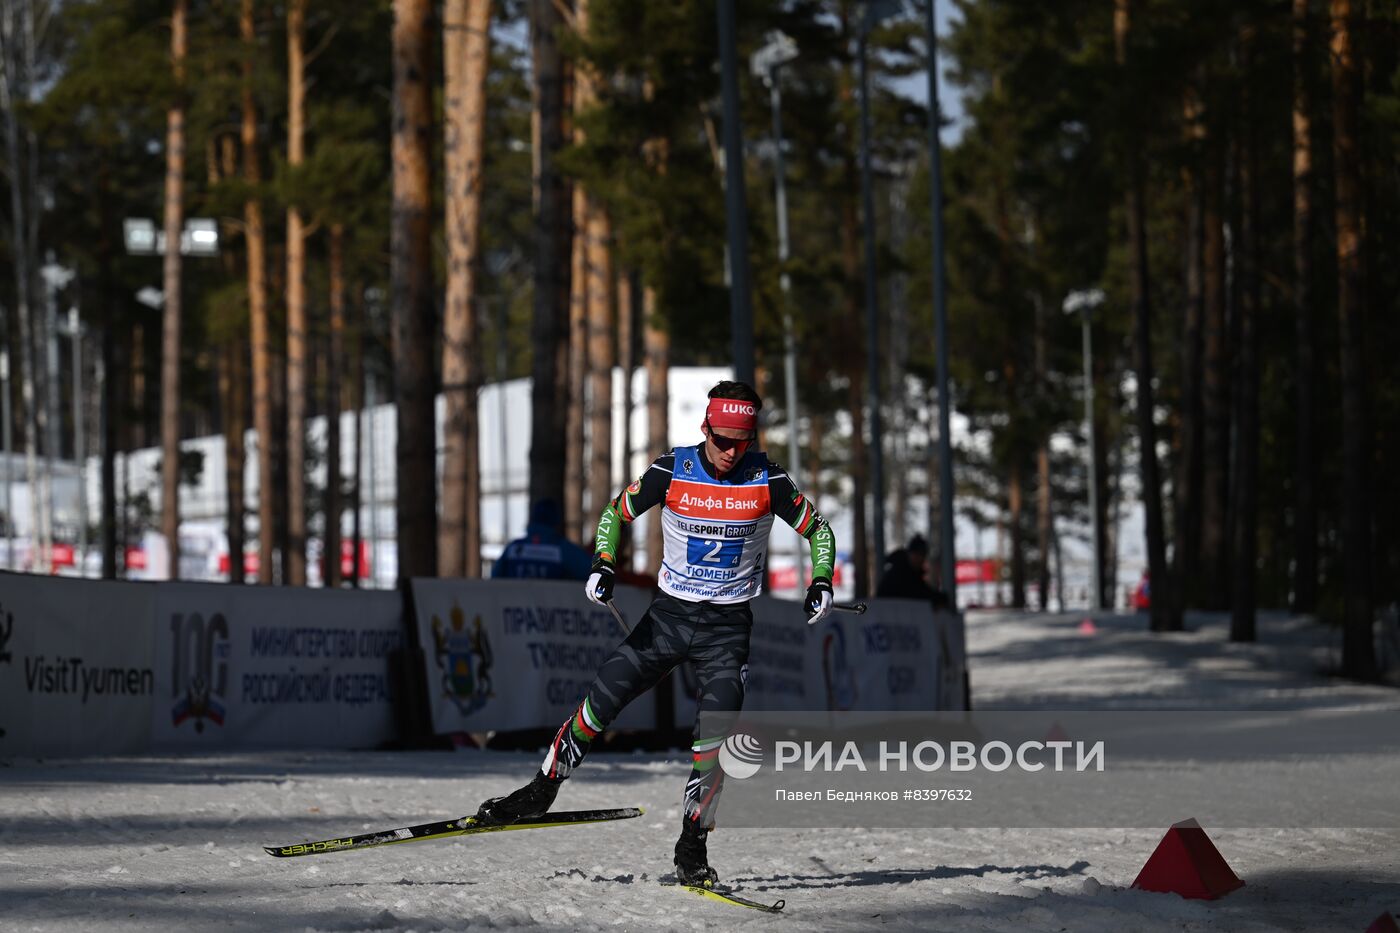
[706,423,755,452]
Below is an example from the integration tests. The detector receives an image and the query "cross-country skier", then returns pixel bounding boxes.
[475,379,837,887]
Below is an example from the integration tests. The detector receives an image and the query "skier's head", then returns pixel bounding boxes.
[702,380,762,476]
[906,534,928,573]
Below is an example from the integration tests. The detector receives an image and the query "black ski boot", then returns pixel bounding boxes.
[475,771,561,826]
[673,819,719,887]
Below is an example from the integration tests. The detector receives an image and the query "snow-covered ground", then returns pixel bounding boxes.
[3,610,1398,932]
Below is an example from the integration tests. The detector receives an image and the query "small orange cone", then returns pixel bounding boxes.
[1131,819,1244,900]
[1365,913,1400,933]
[1078,618,1098,635]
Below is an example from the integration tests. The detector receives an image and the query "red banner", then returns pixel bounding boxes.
[217,551,260,579]
[49,543,76,569]
[767,563,844,591]
[956,559,1000,584]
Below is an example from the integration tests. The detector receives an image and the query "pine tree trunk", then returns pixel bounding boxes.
[1292,0,1319,614]
[1036,446,1051,612]
[565,192,588,540]
[214,132,246,583]
[213,128,246,584]
[325,224,346,586]
[848,376,870,598]
[527,0,569,511]
[392,0,438,581]
[440,0,490,578]
[1116,0,1171,631]
[224,337,247,582]
[350,282,365,588]
[91,153,119,577]
[1034,287,1051,612]
[0,4,42,573]
[285,0,308,585]
[160,0,188,579]
[271,251,290,583]
[619,271,635,493]
[1231,26,1261,642]
[643,285,667,575]
[564,18,593,542]
[1172,81,1206,627]
[1200,133,1228,610]
[586,206,614,536]
[1329,0,1374,678]
[1007,460,1026,610]
[241,0,274,583]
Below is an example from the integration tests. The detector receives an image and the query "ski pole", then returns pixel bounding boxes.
[832,602,867,615]
[606,600,632,634]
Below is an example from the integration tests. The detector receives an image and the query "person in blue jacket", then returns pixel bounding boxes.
[491,499,592,581]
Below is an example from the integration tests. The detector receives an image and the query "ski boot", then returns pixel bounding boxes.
[673,818,719,887]
[474,771,561,826]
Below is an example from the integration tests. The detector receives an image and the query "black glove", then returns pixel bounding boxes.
[585,562,616,605]
[804,576,833,625]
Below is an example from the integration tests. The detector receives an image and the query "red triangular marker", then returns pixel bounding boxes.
[1131,818,1245,900]
[1365,913,1400,933]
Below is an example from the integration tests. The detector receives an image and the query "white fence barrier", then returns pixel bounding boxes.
[0,573,157,757]
[0,572,401,757]
[150,583,402,749]
[411,579,969,737]
[410,579,657,735]
[674,596,968,720]
[1,571,968,758]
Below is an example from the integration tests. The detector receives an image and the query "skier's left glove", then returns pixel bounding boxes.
[804,576,833,625]
[586,562,616,606]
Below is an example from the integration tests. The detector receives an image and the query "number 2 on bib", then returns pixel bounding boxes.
[686,536,742,568]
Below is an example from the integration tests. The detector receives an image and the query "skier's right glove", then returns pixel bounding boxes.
[804,576,833,625]
[586,562,616,606]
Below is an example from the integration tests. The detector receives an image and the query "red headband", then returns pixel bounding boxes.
[705,398,758,433]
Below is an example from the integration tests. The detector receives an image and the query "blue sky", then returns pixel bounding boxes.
[898,0,968,144]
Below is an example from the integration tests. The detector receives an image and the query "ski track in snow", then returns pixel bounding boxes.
[2,610,1398,931]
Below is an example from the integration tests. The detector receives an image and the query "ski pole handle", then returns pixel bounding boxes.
[606,601,632,634]
[832,602,867,615]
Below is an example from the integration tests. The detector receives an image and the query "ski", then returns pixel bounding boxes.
[663,881,786,913]
[263,807,643,858]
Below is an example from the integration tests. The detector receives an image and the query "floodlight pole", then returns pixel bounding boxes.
[1064,288,1105,609]
[754,32,805,585]
[858,4,887,573]
[717,0,755,385]
[923,0,956,604]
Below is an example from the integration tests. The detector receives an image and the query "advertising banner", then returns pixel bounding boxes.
[411,578,655,735]
[0,572,158,757]
[151,583,402,749]
[676,598,968,722]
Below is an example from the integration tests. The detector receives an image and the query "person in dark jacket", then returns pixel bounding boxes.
[877,534,936,601]
[491,499,593,580]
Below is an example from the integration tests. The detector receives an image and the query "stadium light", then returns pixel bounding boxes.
[123,217,220,257]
